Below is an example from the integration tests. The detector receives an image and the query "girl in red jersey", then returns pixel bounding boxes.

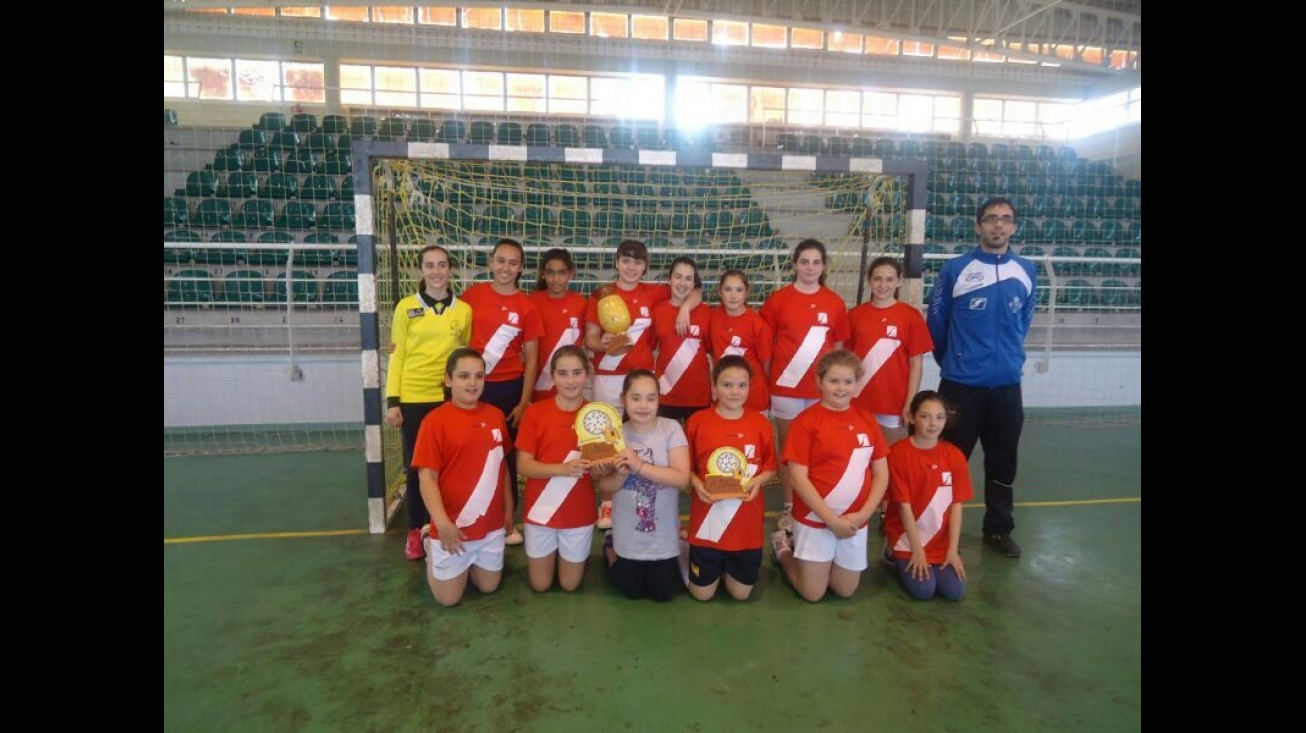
[516,346,603,592]
[411,348,512,607]
[847,257,934,445]
[651,257,713,424]
[882,391,971,601]
[708,268,773,415]
[529,249,588,405]
[682,355,777,601]
[461,238,545,546]
[759,239,849,531]
[770,350,890,602]
[584,239,700,529]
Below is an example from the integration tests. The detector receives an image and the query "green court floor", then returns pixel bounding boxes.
[164,420,1140,732]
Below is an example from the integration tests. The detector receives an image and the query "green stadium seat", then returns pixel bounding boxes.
[275,201,318,230]
[238,129,269,149]
[583,124,608,148]
[924,216,947,243]
[275,270,320,304]
[196,199,233,228]
[1082,246,1114,276]
[848,137,873,156]
[609,125,634,149]
[898,140,921,159]
[377,117,407,141]
[164,108,179,127]
[300,232,338,266]
[670,211,703,236]
[1051,245,1082,276]
[922,243,947,274]
[496,122,523,145]
[349,116,378,139]
[319,150,352,176]
[256,112,287,132]
[737,208,770,237]
[408,118,437,142]
[320,115,348,135]
[438,120,466,143]
[164,229,203,264]
[302,132,335,151]
[167,269,215,307]
[554,124,580,148]
[197,230,248,265]
[705,209,735,235]
[442,205,475,232]
[595,210,625,234]
[234,199,275,229]
[479,204,516,234]
[300,174,339,200]
[556,209,591,234]
[218,171,258,199]
[630,211,662,235]
[525,123,550,146]
[949,217,975,242]
[222,269,267,304]
[258,172,299,200]
[283,148,320,175]
[635,126,660,149]
[1069,219,1097,243]
[522,206,554,234]
[289,113,316,133]
[468,121,495,144]
[1114,247,1141,278]
[164,197,190,227]
[213,146,246,172]
[184,170,220,198]
[251,148,283,173]
[1057,278,1097,309]
[319,202,356,231]
[270,131,301,150]
[1038,219,1068,243]
[1098,279,1131,307]
[557,182,588,209]
[777,133,800,152]
[322,270,359,308]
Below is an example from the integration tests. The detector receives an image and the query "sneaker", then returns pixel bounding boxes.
[596,500,613,529]
[983,533,1022,558]
[405,528,426,561]
[776,502,794,532]
[770,528,793,563]
[505,526,525,546]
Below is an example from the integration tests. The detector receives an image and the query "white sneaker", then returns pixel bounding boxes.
[770,528,793,563]
[596,500,613,529]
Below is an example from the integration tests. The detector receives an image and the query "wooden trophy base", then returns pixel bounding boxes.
[581,442,619,463]
[605,333,633,356]
[705,475,749,500]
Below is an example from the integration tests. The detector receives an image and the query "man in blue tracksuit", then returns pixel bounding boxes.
[927,196,1037,558]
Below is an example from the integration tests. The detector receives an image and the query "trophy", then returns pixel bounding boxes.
[703,447,750,499]
[593,284,634,356]
[574,402,625,463]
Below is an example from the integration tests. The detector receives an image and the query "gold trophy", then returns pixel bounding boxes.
[704,447,750,499]
[593,283,634,356]
[574,402,625,463]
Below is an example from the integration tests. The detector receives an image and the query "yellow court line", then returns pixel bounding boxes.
[164,528,367,545]
[165,498,1140,544]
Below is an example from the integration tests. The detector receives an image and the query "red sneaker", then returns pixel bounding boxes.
[405,528,426,561]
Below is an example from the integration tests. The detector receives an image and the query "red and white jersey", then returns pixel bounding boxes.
[585,282,670,376]
[652,301,713,408]
[685,408,777,551]
[708,308,774,413]
[759,285,850,399]
[411,401,511,541]
[784,403,888,530]
[516,399,598,529]
[529,290,588,402]
[462,283,544,383]
[884,438,973,564]
[847,301,934,416]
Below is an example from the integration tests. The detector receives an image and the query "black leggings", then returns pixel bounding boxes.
[400,401,442,530]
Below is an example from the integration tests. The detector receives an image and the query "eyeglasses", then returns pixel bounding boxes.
[980,215,1017,225]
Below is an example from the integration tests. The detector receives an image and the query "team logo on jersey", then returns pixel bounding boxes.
[639,306,650,317]
[968,297,987,310]
[407,308,425,319]
[886,325,898,338]
[492,428,503,442]
[1009,296,1022,313]
[856,433,870,447]
[731,335,742,347]
[964,272,985,284]
[744,444,756,459]
[689,325,701,337]
[817,312,828,324]
[507,312,519,325]
[942,471,953,485]
[569,317,579,329]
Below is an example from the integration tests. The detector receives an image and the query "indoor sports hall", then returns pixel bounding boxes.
[164,3,1141,729]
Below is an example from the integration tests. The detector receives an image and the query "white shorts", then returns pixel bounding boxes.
[591,375,625,410]
[791,522,869,571]
[426,528,506,581]
[524,524,595,563]
[771,395,819,421]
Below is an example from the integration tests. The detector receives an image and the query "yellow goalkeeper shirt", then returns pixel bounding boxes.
[385,293,471,404]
